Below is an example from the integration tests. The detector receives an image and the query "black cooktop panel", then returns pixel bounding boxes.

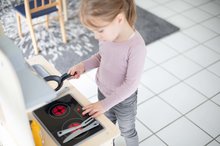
[33,94,103,146]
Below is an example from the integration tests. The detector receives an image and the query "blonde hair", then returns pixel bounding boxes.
[79,0,136,28]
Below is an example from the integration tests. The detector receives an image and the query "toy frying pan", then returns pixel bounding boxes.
[44,73,72,91]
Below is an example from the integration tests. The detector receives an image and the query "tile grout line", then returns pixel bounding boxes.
[136,118,169,146]
[138,92,219,142]
[158,34,220,79]
[146,34,220,76]
[142,59,218,101]
[204,134,220,145]
[158,59,220,107]
[137,0,220,145]
[137,74,220,144]
[159,0,219,28]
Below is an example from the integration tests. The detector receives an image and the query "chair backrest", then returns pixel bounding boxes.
[24,0,61,17]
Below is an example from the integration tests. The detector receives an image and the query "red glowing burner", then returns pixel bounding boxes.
[52,105,67,116]
[68,123,81,133]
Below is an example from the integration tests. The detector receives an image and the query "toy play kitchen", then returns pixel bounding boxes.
[0,35,119,146]
[29,56,120,146]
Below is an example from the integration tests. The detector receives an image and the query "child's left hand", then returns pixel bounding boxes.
[82,101,105,118]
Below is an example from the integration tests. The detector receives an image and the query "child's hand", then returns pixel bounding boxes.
[68,62,85,79]
[82,101,105,118]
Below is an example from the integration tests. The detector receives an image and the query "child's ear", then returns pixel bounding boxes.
[116,13,124,24]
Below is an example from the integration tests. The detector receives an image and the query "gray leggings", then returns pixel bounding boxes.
[98,89,139,146]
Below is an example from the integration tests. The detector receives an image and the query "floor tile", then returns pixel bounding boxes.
[161,55,202,79]
[137,97,181,132]
[149,5,176,18]
[199,1,220,16]
[140,135,167,146]
[183,25,217,43]
[161,32,198,52]
[136,0,158,10]
[184,45,220,67]
[137,84,154,104]
[136,120,153,142]
[141,66,180,94]
[185,70,220,98]
[69,74,97,98]
[115,133,126,146]
[206,140,220,146]
[157,117,212,146]
[88,95,98,103]
[154,0,172,4]
[144,57,156,71]
[146,41,178,64]
[165,0,192,13]
[85,69,97,81]
[165,54,203,78]
[183,0,212,6]
[182,7,212,23]
[159,83,207,114]
[212,93,220,106]
[167,14,195,29]
[216,135,220,143]
[205,36,220,54]
[207,61,220,77]
[187,101,220,137]
[202,17,220,34]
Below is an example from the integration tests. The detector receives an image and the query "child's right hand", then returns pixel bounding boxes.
[68,62,85,79]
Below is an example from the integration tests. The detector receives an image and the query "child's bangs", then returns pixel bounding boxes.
[81,16,101,29]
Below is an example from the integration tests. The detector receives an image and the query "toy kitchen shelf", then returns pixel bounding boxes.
[27,55,120,146]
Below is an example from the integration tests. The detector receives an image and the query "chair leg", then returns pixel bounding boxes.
[26,19,39,55]
[46,15,49,30]
[57,10,67,43]
[62,0,68,22]
[16,13,23,38]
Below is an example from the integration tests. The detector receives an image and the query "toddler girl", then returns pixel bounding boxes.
[68,0,146,145]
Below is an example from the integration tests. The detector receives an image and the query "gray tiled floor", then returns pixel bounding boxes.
[69,0,220,145]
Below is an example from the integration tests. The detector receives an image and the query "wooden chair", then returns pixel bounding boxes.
[14,0,67,54]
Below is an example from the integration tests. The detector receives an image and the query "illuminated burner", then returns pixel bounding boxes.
[62,118,89,139]
[68,123,81,133]
[52,105,67,116]
[75,105,86,117]
[49,103,70,118]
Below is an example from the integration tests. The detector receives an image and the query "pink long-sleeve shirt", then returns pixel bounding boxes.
[83,31,146,111]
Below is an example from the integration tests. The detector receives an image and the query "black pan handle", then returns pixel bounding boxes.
[60,73,72,82]
[43,73,74,91]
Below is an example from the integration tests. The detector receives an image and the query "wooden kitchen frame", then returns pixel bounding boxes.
[27,55,120,146]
